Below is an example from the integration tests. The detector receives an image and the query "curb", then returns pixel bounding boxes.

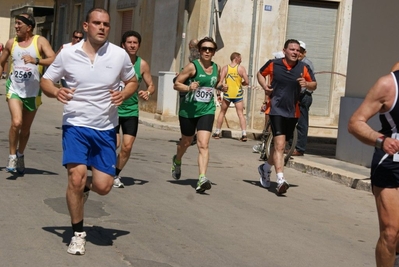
[286,160,371,192]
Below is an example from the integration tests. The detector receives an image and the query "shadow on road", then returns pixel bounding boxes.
[42,225,130,246]
[3,167,58,180]
[243,179,298,197]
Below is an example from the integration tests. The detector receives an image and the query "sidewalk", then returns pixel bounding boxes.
[139,111,371,192]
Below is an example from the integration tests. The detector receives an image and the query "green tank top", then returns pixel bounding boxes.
[118,56,142,117]
[179,59,218,118]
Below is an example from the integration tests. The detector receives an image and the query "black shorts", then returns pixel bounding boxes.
[371,149,399,188]
[179,114,215,136]
[269,115,298,141]
[115,116,139,137]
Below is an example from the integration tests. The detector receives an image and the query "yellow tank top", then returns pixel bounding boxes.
[8,35,42,98]
[224,64,243,99]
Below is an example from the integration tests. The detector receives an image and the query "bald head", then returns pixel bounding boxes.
[189,39,198,49]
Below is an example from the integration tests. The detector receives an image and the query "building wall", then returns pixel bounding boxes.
[180,0,353,136]
[336,0,399,166]
[0,0,53,43]
[50,0,353,136]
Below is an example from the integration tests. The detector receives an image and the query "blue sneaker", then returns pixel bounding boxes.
[258,164,271,188]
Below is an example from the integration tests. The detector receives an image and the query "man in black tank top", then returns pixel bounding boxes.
[349,69,399,266]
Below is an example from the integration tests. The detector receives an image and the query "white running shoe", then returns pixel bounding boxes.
[196,176,212,193]
[6,157,17,172]
[67,231,86,255]
[277,178,290,195]
[258,164,271,188]
[113,176,124,188]
[253,144,262,153]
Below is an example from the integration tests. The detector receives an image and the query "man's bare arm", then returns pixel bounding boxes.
[239,65,249,86]
[137,59,155,100]
[38,36,56,66]
[348,74,399,154]
[0,39,13,74]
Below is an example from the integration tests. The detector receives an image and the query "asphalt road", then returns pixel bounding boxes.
[0,94,378,267]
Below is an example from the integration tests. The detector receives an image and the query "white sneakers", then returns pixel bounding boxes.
[6,156,17,172]
[67,231,86,255]
[277,178,289,195]
[113,175,125,188]
[258,163,289,194]
[258,164,271,188]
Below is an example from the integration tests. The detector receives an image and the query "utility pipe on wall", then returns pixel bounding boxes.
[246,0,258,128]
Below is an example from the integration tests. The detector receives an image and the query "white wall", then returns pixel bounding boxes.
[337,0,399,164]
[0,17,11,44]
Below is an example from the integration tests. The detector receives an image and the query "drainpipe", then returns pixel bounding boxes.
[179,1,189,71]
[247,0,258,129]
[208,0,215,37]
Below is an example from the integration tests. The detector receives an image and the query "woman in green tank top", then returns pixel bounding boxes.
[171,37,227,193]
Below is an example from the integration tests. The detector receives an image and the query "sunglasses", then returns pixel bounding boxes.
[200,46,216,53]
[73,35,83,40]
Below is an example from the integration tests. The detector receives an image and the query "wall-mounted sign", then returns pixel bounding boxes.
[264,5,272,11]
[117,0,138,10]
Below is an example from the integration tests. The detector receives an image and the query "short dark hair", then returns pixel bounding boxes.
[121,30,142,46]
[85,8,109,22]
[16,13,36,30]
[284,39,300,49]
[72,30,83,36]
[197,37,218,51]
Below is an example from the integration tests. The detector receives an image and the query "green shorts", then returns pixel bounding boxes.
[6,84,42,111]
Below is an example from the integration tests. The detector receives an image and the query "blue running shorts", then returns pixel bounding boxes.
[62,125,117,176]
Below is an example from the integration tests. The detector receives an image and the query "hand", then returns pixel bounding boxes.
[189,81,200,90]
[138,90,150,101]
[264,84,273,96]
[221,83,228,93]
[382,137,399,155]
[57,88,75,104]
[21,55,34,65]
[260,103,267,112]
[297,73,307,88]
[110,89,124,106]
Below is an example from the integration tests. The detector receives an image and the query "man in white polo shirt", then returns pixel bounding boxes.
[40,7,138,255]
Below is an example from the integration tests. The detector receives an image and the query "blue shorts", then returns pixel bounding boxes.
[62,125,117,176]
[223,97,243,103]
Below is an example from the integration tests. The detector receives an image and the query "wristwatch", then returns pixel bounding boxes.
[375,135,386,149]
[35,58,40,65]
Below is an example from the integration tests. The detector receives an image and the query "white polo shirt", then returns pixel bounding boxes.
[43,40,135,130]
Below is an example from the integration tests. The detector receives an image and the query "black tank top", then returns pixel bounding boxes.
[370,70,399,187]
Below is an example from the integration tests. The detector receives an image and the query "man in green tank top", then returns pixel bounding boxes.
[113,30,155,188]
